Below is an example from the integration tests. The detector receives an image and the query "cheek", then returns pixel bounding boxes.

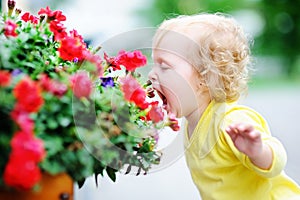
[161,71,198,116]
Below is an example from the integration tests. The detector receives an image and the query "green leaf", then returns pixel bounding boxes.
[47,118,58,129]
[94,161,105,187]
[106,167,117,182]
[40,159,65,174]
[94,172,101,187]
[42,136,64,156]
[77,179,86,189]
[125,165,132,175]
[58,115,72,127]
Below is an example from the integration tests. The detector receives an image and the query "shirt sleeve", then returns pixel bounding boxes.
[219,105,287,178]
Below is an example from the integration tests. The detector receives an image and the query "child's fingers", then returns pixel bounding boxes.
[225,126,238,140]
[227,123,253,134]
[226,123,261,141]
[236,124,261,141]
[248,130,261,141]
[236,123,254,133]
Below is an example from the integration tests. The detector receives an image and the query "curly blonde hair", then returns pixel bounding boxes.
[153,13,252,102]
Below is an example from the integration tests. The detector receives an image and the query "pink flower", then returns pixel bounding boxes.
[10,131,46,163]
[116,50,147,71]
[120,75,149,109]
[4,20,18,37]
[146,101,164,123]
[39,74,68,97]
[38,74,52,91]
[85,53,103,76]
[50,81,68,97]
[168,113,180,131]
[70,72,93,98]
[10,108,34,133]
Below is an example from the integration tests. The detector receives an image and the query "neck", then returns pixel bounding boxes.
[186,97,211,138]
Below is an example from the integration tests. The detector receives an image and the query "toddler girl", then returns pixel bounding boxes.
[148,13,300,199]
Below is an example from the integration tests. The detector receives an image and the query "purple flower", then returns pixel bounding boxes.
[12,69,23,76]
[73,57,79,63]
[100,77,114,88]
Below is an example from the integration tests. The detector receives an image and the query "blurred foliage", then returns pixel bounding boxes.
[255,0,300,78]
[140,0,300,79]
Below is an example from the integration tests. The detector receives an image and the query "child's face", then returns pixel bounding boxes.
[148,48,200,118]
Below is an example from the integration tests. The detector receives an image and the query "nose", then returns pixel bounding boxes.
[148,68,157,83]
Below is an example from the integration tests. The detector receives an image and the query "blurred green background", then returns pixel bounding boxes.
[140,0,300,81]
[138,0,300,85]
[2,0,300,85]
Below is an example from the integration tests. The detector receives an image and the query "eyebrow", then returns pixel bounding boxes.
[153,51,171,64]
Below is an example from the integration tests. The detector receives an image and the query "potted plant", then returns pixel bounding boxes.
[0,0,179,199]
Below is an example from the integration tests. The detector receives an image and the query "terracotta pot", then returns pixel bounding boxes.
[0,173,74,200]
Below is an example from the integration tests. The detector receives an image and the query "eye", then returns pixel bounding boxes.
[160,62,171,70]
[153,57,172,70]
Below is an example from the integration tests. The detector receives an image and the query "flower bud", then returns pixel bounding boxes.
[15,8,22,16]
[7,0,16,16]
[167,113,180,131]
[143,80,152,88]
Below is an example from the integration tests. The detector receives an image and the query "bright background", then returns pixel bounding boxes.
[1,0,299,199]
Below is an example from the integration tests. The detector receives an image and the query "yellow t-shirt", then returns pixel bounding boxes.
[184,100,300,200]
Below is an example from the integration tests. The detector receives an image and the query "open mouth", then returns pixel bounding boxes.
[156,90,168,110]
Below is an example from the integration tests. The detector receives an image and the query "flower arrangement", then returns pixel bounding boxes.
[0,0,179,191]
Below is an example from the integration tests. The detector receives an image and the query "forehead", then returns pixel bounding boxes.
[152,29,198,61]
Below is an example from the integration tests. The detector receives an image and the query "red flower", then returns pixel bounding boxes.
[120,75,149,109]
[70,29,84,44]
[0,70,11,87]
[58,33,87,61]
[3,156,42,190]
[10,131,46,163]
[38,6,54,16]
[49,21,67,41]
[116,50,147,71]
[3,131,45,190]
[146,101,164,123]
[104,53,121,71]
[13,78,44,113]
[4,20,18,37]
[21,12,39,24]
[70,72,93,98]
[38,6,66,22]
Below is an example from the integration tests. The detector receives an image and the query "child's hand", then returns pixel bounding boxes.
[225,123,272,169]
[225,123,262,159]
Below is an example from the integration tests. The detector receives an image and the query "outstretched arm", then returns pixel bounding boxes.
[225,123,273,170]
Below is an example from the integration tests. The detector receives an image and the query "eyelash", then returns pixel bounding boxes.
[158,62,170,70]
